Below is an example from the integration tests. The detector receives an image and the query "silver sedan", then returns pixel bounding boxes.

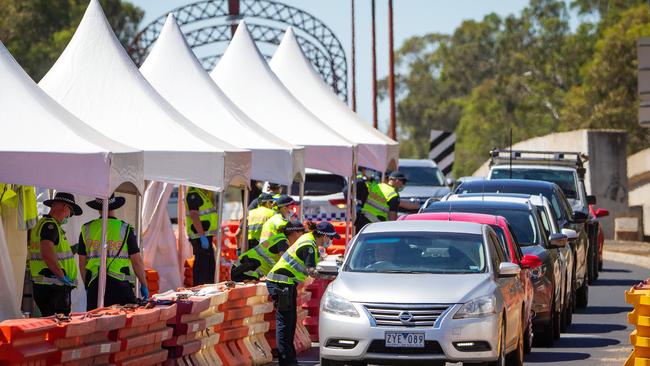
[319,220,526,366]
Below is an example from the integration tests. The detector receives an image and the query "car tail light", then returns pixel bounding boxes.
[329,199,347,209]
[520,254,543,269]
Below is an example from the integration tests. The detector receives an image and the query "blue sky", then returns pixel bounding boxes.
[130,1,550,132]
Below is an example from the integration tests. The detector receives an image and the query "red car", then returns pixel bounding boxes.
[399,212,540,353]
[589,205,609,275]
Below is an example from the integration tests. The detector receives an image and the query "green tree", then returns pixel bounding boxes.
[561,4,650,153]
[0,0,143,81]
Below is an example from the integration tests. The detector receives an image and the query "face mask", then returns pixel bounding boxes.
[62,217,69,225]
[283,210,292,219]
[323,238,332,248]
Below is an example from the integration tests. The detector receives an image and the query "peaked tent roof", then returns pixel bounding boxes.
[0,40,143,198]
[39,0,251,191]
[140,15,304,186]
[210,21,355,178]
[270,27,399,172]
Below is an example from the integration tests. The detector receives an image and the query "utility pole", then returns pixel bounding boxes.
[371,0,378,129]
[388,0,396,140]
[228,0,239,37]
[351,0,357,112]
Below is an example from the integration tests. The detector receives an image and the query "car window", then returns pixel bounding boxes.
[490,231,506,262]
[400,166,445,186]
[346,232,486,274]
[290,174,346,196]
[504,224,524,261]
[556,188,574,220]
[487,232,504,270]
[490,168,578,199]
[537,207,552,237]
[488,225,511,260]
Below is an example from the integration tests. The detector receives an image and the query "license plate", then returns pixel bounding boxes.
[385,332,425,348]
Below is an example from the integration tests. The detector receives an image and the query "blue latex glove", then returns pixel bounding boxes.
[58,275,75,287]
[200,235,210,249]
[140,285,149,300]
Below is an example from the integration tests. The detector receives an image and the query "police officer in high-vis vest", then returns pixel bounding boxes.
[245,193,276,249]
[259,195,296,244]
[247,182,283,211]
[231,220,305,282]
[355,171,413,233]
[266,221,339,366]
[29,192,82,316]
[185,186,219,286]
[78,195,148,310]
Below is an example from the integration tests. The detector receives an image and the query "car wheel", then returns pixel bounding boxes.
[524,313,533,354]
[587,242,595,285]
[565,282,574,327]
[506,313,524,366]
[592,243,600,280]
[552,304,561,340]
[560,303,568,333]
[535,307,555,347]
[488,320,506,366]
[598,259,603,271]
[576,283,589,308]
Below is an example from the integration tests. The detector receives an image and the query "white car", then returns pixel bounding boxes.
[319,220,526,366]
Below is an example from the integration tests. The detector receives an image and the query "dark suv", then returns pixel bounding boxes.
[424,200,567,346]
[454,179,591,308]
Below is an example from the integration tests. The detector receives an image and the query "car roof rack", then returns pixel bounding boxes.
[489,149,587,173]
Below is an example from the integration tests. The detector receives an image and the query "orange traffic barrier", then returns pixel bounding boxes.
[145,269,160,296]
[184,259,194,288]
[0,318,58,365]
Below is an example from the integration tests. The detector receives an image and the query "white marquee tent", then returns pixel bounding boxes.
[210,21,355,180]
[0,40,144,318]
[140,14,304,187]
[38,0,252,302]
[39,0,251,192]
[270,27,399,173]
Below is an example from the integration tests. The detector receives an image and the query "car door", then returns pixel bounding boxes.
[489,230,521,348]
[556,187,588,285]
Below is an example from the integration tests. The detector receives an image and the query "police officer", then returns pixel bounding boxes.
[185,186,219,286]
[259,195,296,243]
[29,192,82,316]
[266,222,340,366]
[244,193,276,249]
[355,171,413,232]
[78,194,148,310]
[247,182,284,211]
[231,221,305,282]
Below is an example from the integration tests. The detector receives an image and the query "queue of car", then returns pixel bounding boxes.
[318,151,609,365]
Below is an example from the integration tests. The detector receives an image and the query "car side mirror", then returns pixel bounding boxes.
[595,208,609,218]
[520,254,542,269]
[548,233,568,248]
[572,211,589,224]
[587,195,597,205]
[445,177,455,188]
[499,262,521,277]
[561,228,579,240]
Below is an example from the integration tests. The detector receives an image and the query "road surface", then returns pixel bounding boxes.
[275,259,643,365]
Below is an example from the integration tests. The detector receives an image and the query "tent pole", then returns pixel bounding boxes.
[241,188,249,253]
[346,175,353,246]
[214,190,225,283]
[97,199,109,308]
[299,180,305,221]
[134,192,142,297]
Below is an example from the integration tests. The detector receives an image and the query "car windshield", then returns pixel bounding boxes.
[346,232,486,274]
[425,207,539,246]
[490,168,578,199]
[290,174,346,196]
[400,166,445,186]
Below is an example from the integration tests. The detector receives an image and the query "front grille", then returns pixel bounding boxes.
[367,340,443,354]
[363,303,449,327]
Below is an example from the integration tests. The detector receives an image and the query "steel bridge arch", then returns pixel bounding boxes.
[128,0,348,102]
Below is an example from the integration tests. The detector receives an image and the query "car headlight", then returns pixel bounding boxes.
[322,291,360,317]
[531,265,547,281]
[453,295,496,319]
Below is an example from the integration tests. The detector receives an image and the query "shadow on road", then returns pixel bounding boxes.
[551,336,620,348]
[567,323,628,334]
[525,351,591,363]
[601,268,632,273]
[591,278,642,287]
[576,305,632,315]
